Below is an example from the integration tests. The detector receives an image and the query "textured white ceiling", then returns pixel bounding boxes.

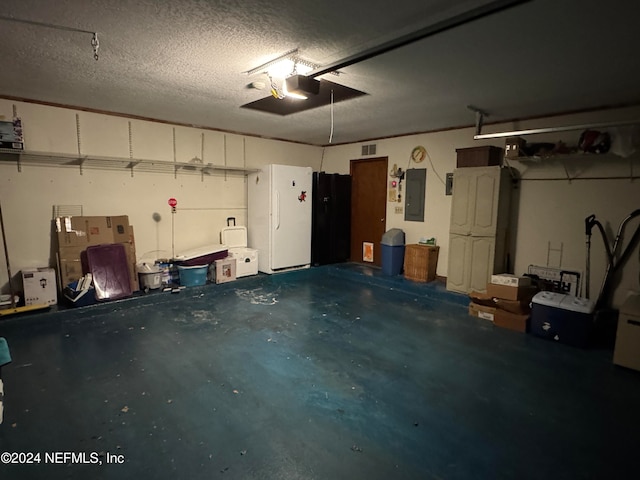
[1,0,639,145]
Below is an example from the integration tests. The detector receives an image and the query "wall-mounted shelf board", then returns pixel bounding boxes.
[0,148,258,178]
[503,151,640,182]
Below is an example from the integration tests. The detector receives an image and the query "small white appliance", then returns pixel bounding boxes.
[248,164,313,274]
[221,225,258,278]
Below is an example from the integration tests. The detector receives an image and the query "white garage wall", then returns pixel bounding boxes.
[322,106,640,308]
[2,98,640,308]
[0,99,322,290]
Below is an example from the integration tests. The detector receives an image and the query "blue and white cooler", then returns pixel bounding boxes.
[530,291,596,347]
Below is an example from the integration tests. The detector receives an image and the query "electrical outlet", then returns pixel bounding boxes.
[395,206,403,214]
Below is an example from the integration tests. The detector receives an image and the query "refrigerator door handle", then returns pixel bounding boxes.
[274,190,280,230]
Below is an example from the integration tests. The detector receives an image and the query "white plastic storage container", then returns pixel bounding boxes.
[137,263,163,290]
[530,291,595,347]
[221,226,258,278]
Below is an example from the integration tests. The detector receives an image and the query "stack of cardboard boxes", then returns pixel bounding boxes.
[469,274,538,332]
[55,215,139,294]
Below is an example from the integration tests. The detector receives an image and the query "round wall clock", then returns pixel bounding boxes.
[411,146,427,163]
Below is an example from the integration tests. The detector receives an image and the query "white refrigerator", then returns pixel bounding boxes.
[248,164,313,274]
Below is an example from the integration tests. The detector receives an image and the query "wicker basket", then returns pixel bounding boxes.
[403,244,439,282]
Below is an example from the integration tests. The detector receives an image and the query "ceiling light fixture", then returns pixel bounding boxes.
[282,80,307,100]
[285,74,320,98]
[245,49,321,100]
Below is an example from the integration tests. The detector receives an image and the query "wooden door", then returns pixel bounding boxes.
[350,157,388,267]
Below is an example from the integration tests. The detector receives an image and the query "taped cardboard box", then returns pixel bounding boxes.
[490,274,531,287]
[487,283,537,301]
[494,297,531,315]
[494,309,529,333]
[56,224,139,292]
[471,289,531,314]
[469,290,496,308]
[468,302,496,321]
[55,216,130,248]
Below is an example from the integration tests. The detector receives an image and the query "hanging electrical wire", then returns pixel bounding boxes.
[319,147,325,172]
[426,148,446,186]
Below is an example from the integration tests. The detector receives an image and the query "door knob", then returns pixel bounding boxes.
[380,218,384,222]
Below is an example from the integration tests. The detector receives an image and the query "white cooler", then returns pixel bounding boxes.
[221,225,258,278]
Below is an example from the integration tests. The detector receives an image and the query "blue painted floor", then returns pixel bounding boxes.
[1,263,639,479]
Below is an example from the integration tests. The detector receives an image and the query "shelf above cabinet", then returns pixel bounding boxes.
[503,150,640,182]
[0,148,258,177]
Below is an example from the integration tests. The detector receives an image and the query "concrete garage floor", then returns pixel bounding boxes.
[1,263,640,479]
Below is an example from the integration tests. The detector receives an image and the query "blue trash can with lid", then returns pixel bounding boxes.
[381,228,405,275]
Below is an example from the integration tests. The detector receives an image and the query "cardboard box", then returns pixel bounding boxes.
[55,216,130,247]
[215,257,236,284]
[22,268,57,306]
[55,218,138,293]
[494,309,529,333]
[504,137,526,159]
[58,246,86,287]
[471,289,532,313]
[123,242,139,293]
[487,283,537,301]
[0,118,23,150]
[469,290,496,308]
[468,302,495,321]
[494,297,531,315]
[490,274,531,287]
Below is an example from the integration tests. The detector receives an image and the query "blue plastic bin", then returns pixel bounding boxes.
[178,265,208,286]
[381,228,405,276]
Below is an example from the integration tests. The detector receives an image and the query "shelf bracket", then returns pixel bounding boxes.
[128,121,135,177]
[126,161,140,177]
[172,127,177,180]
